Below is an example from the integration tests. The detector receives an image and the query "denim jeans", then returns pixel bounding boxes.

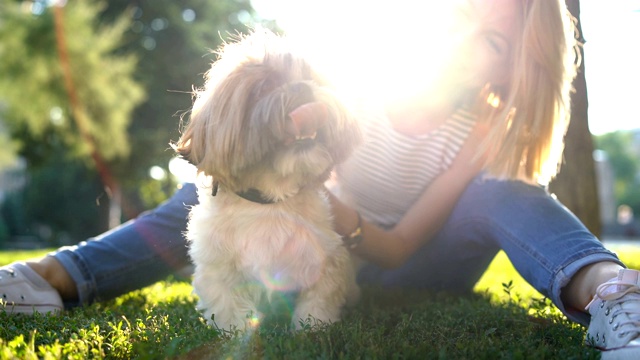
[53,183,196,307]
[53,176,622,325]
[358,176,623,325]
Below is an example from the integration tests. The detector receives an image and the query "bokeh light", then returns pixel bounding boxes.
[149,165,167,181]
[182,8,196,22]
[168,157,197,183]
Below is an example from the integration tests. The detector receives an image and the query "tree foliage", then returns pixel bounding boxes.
[97,0,257,213]
[0,0,144,162]
[0,0,146,244]
[0,0,260,244]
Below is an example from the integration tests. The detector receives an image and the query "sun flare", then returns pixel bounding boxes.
[253,0,462,107]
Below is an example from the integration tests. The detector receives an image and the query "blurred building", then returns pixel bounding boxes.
[594,149,616,226]
[0,157,26,204]
[595,129,640,239]
[0,118,26,204]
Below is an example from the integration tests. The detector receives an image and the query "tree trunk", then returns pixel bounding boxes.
[549,0,602,238]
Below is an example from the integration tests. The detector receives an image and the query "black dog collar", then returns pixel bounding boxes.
[235,188,278,204]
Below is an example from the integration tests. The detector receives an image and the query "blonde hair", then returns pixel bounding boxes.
[480,0,579,185]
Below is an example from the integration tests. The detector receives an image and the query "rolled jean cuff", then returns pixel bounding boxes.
[551,249,625,326]
[51,246,94,308]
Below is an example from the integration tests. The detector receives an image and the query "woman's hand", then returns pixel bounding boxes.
[328,120,488,268]
[459,118,492,172]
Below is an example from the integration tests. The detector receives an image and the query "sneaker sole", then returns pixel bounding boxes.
[1,303,63,315]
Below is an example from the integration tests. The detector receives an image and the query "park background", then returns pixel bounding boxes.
[0,0,639,248]
[1,1,640,358]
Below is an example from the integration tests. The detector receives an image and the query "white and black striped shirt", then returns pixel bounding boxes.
[335,107,477,229]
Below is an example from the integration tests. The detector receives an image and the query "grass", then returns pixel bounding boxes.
[1,247,639,359]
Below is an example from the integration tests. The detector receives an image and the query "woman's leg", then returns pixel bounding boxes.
[37,183,197,307]
[358,175,624,325]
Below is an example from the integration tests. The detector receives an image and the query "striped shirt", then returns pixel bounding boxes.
[335,107,477,229]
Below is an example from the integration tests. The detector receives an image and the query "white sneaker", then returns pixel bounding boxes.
[585,268,640,360]
[0,262,64,315]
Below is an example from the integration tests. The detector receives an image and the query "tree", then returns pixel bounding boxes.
[0,0,144,243]
[0,0,261,244]
[97,0,257,215]
[549,0,602,237]
[0,0,144,163]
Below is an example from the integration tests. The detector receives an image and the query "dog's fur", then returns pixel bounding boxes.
[173,29,362,331]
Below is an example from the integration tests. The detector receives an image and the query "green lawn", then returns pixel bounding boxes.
[1,246,639,359]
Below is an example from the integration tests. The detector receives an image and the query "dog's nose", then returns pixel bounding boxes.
[286,101,327,141]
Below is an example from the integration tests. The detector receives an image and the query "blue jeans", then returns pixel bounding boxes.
[53,183,196,307]
[52,177,622,325]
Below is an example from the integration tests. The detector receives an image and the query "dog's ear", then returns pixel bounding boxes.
[172,140,195,166]
[172,113,195,166]
[173,66,268,185]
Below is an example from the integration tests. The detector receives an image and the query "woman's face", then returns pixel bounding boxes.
[383,0,521,111]
[454,0,519,89]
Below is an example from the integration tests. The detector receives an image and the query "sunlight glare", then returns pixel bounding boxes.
[258,269,299,292]
[168,156,197,183]
[486,91,500,108]
[255,0,461,107]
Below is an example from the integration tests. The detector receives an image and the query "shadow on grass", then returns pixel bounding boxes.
[1,283,600,359]
[170,287,599,360]
[3,247,625,359]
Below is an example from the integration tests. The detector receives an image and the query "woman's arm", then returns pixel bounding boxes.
[329,122,489,268]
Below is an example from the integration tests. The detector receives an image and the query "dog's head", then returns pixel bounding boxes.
[173,29,361,201]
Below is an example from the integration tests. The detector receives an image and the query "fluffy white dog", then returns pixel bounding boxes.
[173,30,362,332]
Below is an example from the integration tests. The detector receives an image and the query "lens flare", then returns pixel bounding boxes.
[258,269,300,292]
[248,313,261,328]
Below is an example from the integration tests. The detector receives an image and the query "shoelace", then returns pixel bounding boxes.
[586,280,640,339]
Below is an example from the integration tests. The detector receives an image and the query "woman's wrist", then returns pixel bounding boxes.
[324,189,365,249]
[342,211,364,249]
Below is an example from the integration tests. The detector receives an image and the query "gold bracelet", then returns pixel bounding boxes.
[342,212,364,249]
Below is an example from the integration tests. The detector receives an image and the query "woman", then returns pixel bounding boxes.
[2,0,638,356]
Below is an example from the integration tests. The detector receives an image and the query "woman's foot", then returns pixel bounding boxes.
[26,256,78,301]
